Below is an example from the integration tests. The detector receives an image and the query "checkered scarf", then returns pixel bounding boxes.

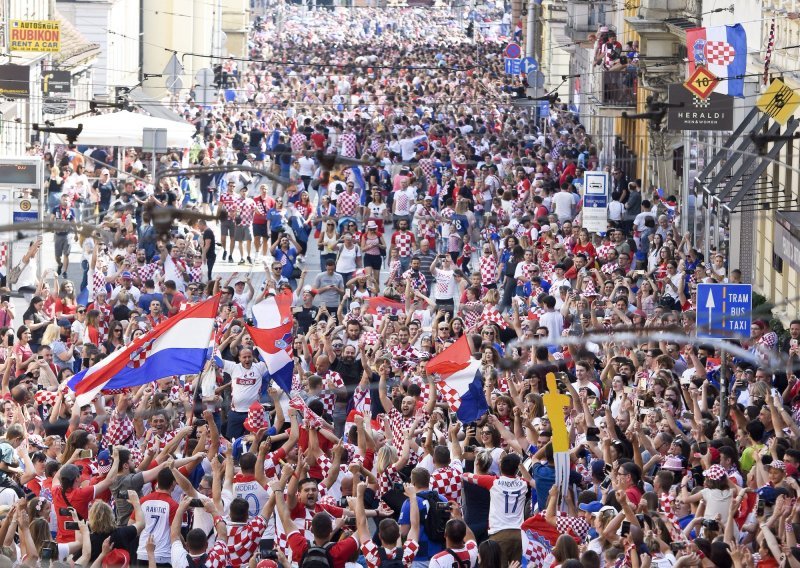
[289,396,325,429]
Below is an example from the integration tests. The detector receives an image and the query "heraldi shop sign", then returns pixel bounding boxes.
[666,84,734,131]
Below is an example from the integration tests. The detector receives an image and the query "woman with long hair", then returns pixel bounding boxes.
[103,322,126,353]
[617,461,645,508]
[42,323,74,372]
[317,218,340,272]
[647,233,665,273]
[476,424,504,475]
[551,534,581,567]
[54,281,78,322]
[52,459,118,544]
[87,497,145,561]
[22,296,50,353]
[360,221,386,288]
[83,309,101,346]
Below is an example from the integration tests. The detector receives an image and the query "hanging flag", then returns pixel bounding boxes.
[349,166,368,206]
[245,290,295,394]
[686,24,747,97]
[363,295,405,316]
[426,334,488,423]
[514,19,523,42]
[68,294,221,405]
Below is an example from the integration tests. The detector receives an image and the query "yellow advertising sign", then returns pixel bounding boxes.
[543,373,571,453]
[757,78,800,125]
[9,20,61,52]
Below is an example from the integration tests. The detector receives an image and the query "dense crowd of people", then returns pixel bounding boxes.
[0,4,798,568]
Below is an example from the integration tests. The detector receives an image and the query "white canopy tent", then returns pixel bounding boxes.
[53,110,196,148]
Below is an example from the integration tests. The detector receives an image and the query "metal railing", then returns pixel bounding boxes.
[602,69,637,106]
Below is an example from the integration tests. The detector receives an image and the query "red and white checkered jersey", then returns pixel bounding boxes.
[237,198,256,226]
[340,131,358,158]
[218,192,240,215]
[429,540,477,568]
[392,231,416,258]
[479,255,498,284]
[390,343,420,362]
[291,132,307,153]
[481,304,508,330]
[338,190,360,217]
[361,540,420,568]
[226,515,268,567]
[431,460,464,504]
[402,268,428,295]
[262,447,286,480]
[554,512,591,540]
[387,407,427,446]
[319,370,344,416]
[377,463,405,499]
[132,262,160,283]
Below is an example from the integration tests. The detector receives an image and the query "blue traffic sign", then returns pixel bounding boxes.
[696,283,752,338]
[521,57,538,74]
[504,58,521,75]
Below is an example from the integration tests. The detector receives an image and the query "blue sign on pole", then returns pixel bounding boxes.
[696,283,752,338]
[521,57,538,74]
[12,212,38,223]
[504,58,521,75]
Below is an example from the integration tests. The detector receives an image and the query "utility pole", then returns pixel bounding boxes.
[525,0,537,97]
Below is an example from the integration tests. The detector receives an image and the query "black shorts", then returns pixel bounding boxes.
[253,223,268,238]
[363,253,382,270]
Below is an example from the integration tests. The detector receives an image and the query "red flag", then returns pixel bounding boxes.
[426,334,473,377]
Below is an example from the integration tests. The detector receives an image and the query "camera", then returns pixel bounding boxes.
[259,539,276,560]
[702,519,720,531]
[59,508,72,516]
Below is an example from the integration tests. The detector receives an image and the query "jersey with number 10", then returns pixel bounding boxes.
[462,473,527,535]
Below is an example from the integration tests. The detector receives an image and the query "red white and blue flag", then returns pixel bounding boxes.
[426,334,488,423]
[68,294,221,405]
[245,290,295,394]
[687,24,747,97]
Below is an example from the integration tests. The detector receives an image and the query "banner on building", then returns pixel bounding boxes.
[667,84,734,130]
[686,24,747,97]
[582,172,609,234]
[0,65,31,99]
[9,20,61,52]
[756,78,800,125]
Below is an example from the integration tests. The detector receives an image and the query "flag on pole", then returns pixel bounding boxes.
[686,24,747,97]
[68,294,221,405]
[426,335,488,423]
[245,290,295,394]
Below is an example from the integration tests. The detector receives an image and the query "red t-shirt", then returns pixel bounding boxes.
[287,532,357,568]
[54,484,96,542]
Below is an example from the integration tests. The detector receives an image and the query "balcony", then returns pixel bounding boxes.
[565,0,610,43]
[601,69,637,107]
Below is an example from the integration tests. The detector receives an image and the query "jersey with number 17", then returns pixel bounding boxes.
[463,473,528,534]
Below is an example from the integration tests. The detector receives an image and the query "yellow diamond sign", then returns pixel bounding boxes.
[757,79,800,125]
[684,66,720,100]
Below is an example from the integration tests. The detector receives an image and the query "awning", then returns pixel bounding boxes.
[53,110,196,148]
[694,107,797,215]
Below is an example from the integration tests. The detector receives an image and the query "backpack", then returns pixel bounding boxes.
[300,541,335,568]
[420,491,450,544]
[446,549,472,568]
[377,546,405,568]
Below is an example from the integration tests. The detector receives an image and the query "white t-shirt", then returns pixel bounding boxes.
[433,269,457,301]
[551,191,574,220]
[487,475,528,534]
[297,156,316,177]
[222,359,268,412]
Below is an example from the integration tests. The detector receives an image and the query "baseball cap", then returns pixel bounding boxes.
[578,501,603,513]
[121,271,132,279]
[102,549,130,568]
[96,449,112,475]
[57,318,71,328]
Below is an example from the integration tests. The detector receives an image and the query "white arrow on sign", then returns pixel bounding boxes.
[705,289,715,332]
